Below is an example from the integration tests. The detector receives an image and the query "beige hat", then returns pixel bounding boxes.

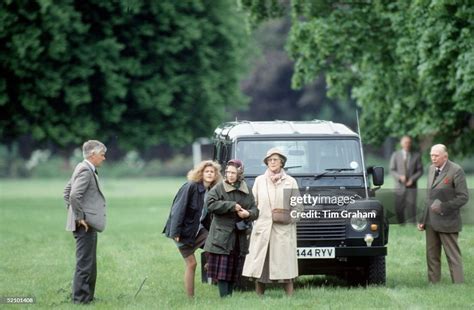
[263,148,287,167]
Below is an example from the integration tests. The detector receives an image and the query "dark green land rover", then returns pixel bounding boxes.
[209,120,388,285]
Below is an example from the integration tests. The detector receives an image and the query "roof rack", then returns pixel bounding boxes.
[326,121,339,134]
[213,120,357,140]
[274,120,300,134]
[240,121,259,135]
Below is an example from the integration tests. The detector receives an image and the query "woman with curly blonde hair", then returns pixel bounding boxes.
[163,160,222,297]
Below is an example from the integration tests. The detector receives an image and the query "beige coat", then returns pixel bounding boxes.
[242,172,300,280]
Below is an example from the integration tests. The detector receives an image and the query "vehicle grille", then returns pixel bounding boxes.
[297,216,346,240]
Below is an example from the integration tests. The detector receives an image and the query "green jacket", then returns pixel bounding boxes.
[204,180,259,256]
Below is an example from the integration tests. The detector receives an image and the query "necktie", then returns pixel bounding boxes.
[403,155,408,179]
[433,168,440,183]
[94,169,99,176]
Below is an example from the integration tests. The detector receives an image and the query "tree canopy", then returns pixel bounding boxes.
[237,17,357,127]
[0,0,250,150]
[241,0,474,155]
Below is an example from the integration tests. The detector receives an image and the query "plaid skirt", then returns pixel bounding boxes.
[206,252,243,282]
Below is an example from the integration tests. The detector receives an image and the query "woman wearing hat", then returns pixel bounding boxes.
[204,159,259,297]
[163,160,222,297]
[242,148,300,296]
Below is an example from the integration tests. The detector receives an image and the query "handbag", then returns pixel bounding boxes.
[271,208,291,225]
[266,178,292,225]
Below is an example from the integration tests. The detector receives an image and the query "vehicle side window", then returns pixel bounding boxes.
[221,143,230,164]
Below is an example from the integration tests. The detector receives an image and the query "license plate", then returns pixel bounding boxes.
[297,247,335,259]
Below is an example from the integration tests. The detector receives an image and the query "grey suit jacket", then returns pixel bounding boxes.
[63,161,106,232]
[420,160,469,232]
[389,150,423,188]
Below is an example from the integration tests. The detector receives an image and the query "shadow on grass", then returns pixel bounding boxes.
[235,275,354,292]
[296,275,347,288]
[296,274,429,290]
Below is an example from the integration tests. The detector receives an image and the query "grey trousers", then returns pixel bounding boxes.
[425,225,464,283]
[72,226,98,303]
[395,187,417,224]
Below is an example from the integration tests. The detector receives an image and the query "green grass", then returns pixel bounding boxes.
[1,178,473,309]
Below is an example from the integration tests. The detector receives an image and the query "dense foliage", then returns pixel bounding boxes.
[241,0,474,155]
[0,0,250,149]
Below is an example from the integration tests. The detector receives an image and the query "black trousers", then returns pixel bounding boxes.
[72,226,97,303]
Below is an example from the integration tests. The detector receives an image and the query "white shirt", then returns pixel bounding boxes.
[402,150,411,161]
[437,161,447,172]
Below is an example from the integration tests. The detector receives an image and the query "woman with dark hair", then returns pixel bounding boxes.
[204,159,259,297]
[163,160,222,297]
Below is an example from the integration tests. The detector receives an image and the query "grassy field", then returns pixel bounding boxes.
[1,177,473,309]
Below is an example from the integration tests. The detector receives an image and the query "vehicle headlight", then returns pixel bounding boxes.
[350,217,368,231]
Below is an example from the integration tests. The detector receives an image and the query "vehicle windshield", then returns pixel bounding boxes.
[235,139,363,175]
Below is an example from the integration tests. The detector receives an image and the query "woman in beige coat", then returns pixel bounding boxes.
[242,148,300,296]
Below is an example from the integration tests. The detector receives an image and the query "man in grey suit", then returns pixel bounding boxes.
[418,144,469,284]
[389,136,423,224]
[63,140,107,303]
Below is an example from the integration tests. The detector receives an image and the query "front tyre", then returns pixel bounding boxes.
[367,256,386,285]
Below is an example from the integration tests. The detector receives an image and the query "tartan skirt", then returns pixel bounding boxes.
[206,251,243,282]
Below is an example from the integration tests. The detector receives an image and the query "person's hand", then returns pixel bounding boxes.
[78,219,89,232]
[406,179,413,187]
[174,236,180,242]
[417,223,425,231]
[399,176,406,183]
[237,209,250,219]
[235,203,243,212]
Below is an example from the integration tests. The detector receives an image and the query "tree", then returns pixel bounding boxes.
[241,0,474,155]
[237,17,357,126]
[0,0,250,150]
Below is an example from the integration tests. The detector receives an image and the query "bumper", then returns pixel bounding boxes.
[335,246,387,257]
[297,246,387,276]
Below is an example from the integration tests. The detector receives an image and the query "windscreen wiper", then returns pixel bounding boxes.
[285,165,302,170]
[314,168,355,180]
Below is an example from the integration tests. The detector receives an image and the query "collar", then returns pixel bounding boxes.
[223,180,249,194]
[265,168,288,183]
[436,161,448,172]
[84,159,96,172]
[197,182,206,193]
